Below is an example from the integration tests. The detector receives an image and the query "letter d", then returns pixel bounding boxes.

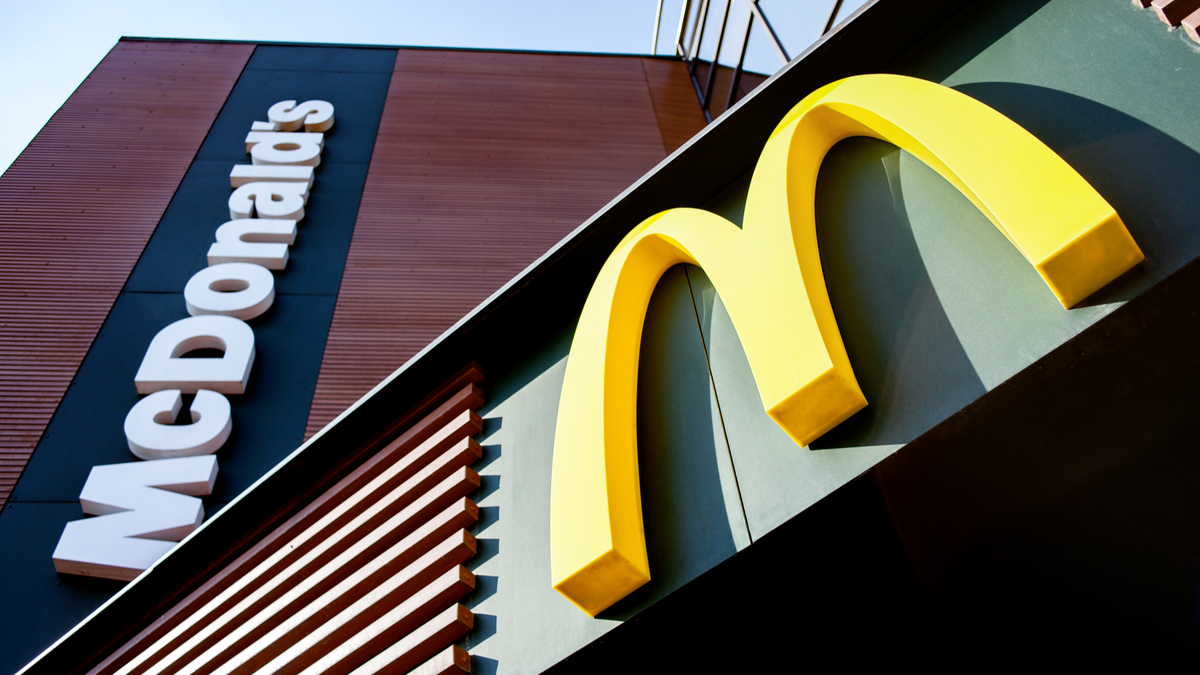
[134,315,256,395]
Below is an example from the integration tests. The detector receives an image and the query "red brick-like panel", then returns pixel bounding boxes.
[305,51,672,437]
[690,62,768,120]
[0,40,253,506]
[640,58,709,154]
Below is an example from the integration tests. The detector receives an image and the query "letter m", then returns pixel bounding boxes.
[549,74,1145,616]
[53,456,217,581]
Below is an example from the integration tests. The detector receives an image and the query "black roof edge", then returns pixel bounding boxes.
[26,1,971,672]
[117,35,725,66]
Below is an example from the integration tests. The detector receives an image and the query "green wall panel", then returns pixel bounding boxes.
[893,0,1200,388]
[465,1,1200,663]
[298,2,1200,670]
[24,3,1200,671]
[688,264,898,540]
[422,1,1200,667]
[684,0,1200,541]
[464,268,750,673]
[631,266,750,571]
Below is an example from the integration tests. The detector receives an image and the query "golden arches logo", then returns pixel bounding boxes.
[549,74,1144,616]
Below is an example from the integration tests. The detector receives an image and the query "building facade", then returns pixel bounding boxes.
[0,38,708,673]
[4,0,1200,672]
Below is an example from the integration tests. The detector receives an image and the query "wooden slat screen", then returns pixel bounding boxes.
[90,367,486,675]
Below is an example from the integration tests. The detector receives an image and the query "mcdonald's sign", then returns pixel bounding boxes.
[14,6,1200,670]
[549,74,1145,616]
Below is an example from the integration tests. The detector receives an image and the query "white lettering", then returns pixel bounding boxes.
[245,131,324,166]
[124,390,233,460]
[268,99,335,132]
[228,182,308,221]
[52,456,217,581]
[54,99,344,579]
[230,164,314,189]
[134,315,256,395]
[207,219,297,270]
[184,262,275,320]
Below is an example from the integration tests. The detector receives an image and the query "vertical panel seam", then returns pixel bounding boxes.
[639,59,672,158]
[683,265,753,545]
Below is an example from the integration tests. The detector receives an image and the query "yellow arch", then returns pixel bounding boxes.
[549,74,1143,616]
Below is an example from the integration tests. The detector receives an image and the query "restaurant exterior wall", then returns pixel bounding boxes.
[8,0,1200,672]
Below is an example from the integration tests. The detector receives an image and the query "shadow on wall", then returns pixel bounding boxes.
[875,256,1200,653]
[812,139,988,449]
[869,85,1200,652]
[464,74,1200,668]
[602,265,743,620]
[813,82,1200,445]
[954,81,1200,305]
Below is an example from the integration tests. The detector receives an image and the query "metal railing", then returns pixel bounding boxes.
[653,0,848,122]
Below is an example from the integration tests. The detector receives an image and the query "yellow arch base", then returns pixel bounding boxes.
[549,74,1144,617]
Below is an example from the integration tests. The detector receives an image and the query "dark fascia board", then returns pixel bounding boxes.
[118,35,733,68]
[25,1,969,672]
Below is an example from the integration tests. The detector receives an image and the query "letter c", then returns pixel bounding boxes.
[124,390,233,460]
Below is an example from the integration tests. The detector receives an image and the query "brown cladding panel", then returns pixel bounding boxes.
[305,50,676,437]
[690,61,769,120]
[715,69,768,119]
[0,40,253,506]
[640,58,709,153]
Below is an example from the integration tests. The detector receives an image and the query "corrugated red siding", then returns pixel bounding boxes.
[0,40,253,506]
[689,61,769,120]
[305,51,703,437]
[640,58,710,153]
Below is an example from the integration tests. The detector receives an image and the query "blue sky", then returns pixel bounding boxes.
[0,0,865,174]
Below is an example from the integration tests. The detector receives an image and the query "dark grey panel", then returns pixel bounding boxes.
[274,162,371,295]
[245,45,399,73]
[0,503,127,675]
[873,257,1200,658]
[12,291,337,503]
[196,70,391,164]
[125,161,368,296]
[542,475,948,673]
[543,252,1200,667]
